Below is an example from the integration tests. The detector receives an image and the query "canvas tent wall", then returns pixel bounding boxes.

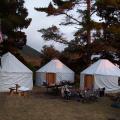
[36,59,74,86]
[80,59,120,93]
[0,52,33,92]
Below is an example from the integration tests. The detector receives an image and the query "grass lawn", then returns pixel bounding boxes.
[0,86,120,120]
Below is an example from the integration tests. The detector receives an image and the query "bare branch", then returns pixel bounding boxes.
[62,12,82,25]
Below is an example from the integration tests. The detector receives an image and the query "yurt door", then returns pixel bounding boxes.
[46,73,56,86]
[84,75,94,89]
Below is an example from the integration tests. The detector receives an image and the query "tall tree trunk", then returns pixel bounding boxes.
[86,0,92,65]
[87,0,91,44]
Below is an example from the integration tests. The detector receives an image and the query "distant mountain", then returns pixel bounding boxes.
[21,45,41,57]
[9,45,43,69]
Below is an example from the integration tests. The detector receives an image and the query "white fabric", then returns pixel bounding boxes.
[80,59,120,93]
[36,72,46,86]
[0,72,33,92]
[0,52,33,92]
[94,75,120,91]
[56,73,74,84]
[81,59,120,76]
[36,59,74,86]
[37,59,74,73]
[18,86,30,91]
[0,52,32,72]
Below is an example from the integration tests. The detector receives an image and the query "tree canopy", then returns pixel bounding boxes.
[41,45,61,65]
[0,0,31,54]
[36,0,120,68]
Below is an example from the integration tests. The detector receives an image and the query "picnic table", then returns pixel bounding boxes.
[9,84,30,96]
[9,84,20,95]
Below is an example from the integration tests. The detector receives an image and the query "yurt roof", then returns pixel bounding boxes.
[81,59,120,77]
[0,52,32,73]
[37,59,74,73]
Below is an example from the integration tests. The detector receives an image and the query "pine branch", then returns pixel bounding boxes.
[62,12,82,25]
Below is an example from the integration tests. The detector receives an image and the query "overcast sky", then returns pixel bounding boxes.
[23,0,77,52]
[23,0,100,52]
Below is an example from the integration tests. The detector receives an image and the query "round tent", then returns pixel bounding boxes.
[36,59,74,86]
[0,52,33,92]
[80,59,120,93]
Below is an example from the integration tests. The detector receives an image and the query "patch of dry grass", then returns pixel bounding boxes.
[0,87,120,120]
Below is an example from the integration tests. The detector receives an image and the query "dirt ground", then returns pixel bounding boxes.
[0,86,120,120]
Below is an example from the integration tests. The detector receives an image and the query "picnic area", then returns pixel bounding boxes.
[0,86,120,120]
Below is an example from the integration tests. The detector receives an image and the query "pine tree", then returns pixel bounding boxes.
[0,0,31,54]
[95,0,120,64]
[35,0,98,65]
[36,0,120,67]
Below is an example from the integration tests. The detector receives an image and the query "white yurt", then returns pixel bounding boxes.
[36,59,74,86]
[0,52,33,92]
[80,59,120,93]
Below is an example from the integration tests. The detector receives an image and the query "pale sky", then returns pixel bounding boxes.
[23,0,100,52]
[23,0,76,52]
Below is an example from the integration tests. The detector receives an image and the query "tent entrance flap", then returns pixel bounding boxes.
[84,75,94,89]
[46,73,56,86]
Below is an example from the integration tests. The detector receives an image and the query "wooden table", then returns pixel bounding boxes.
[9,84,20,95]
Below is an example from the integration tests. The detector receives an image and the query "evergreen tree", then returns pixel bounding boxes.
[36,0,120,68]
[35,0,101,66]
[41,45,61,65]
[95,0,120,64]
[0,0,31,54]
